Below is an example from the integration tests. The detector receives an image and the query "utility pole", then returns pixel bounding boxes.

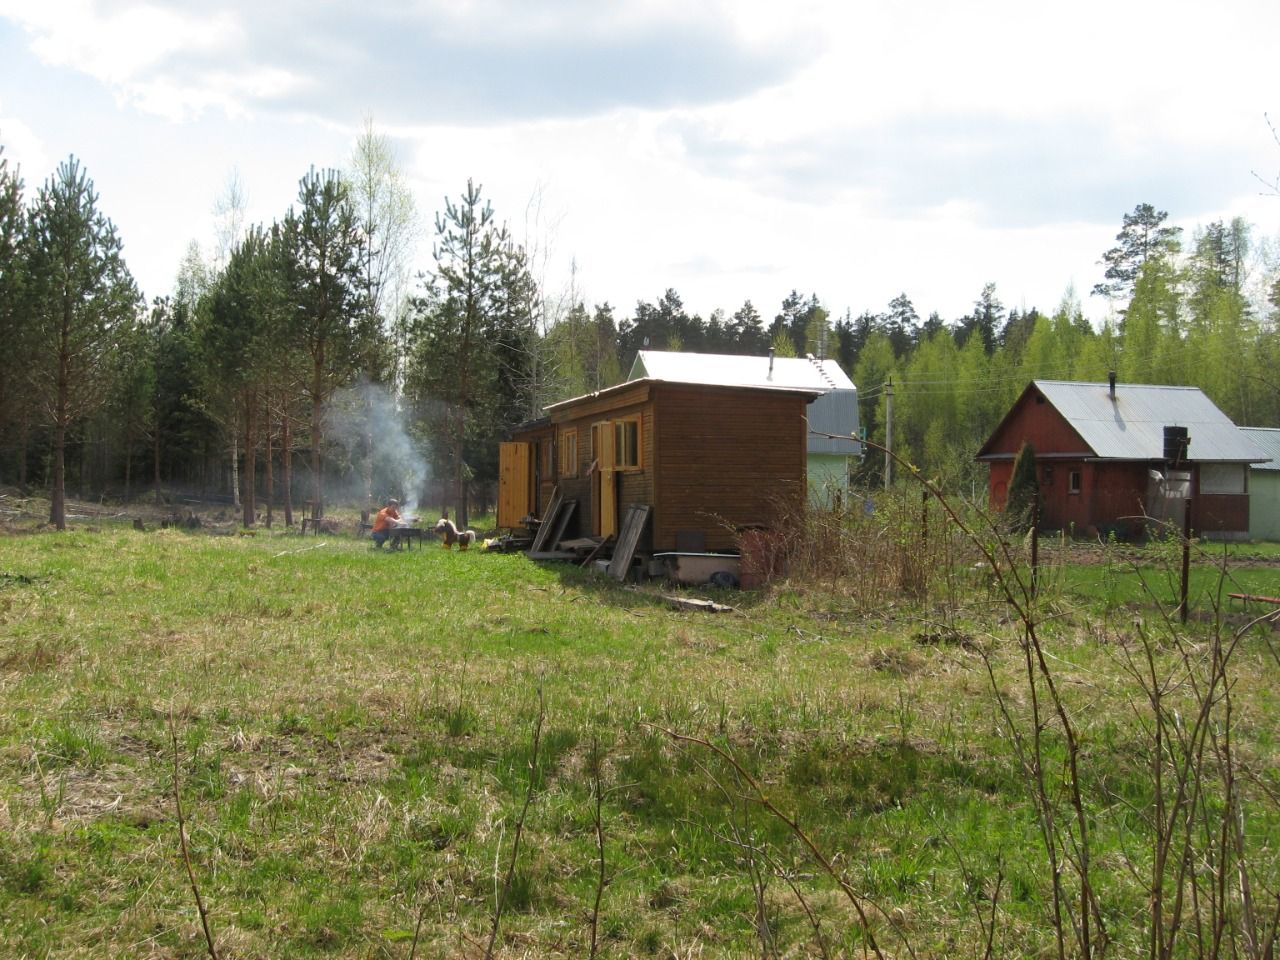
[884,377,893,490]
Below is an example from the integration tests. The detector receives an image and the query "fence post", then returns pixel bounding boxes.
[1179,498,1192,624]
[1030,499,1040,599]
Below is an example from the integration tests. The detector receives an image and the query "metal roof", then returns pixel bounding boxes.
[1033,380,1268,463]
[630,350,860,455]
[1239,427,1280,471]
[807,390,861,455]
[630,350,855,392]
[543,375,821,414]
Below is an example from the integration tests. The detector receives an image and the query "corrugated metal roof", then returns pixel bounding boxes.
[1240,427,1280,471]
[807,389,861,455]
[630,350,855,391]
[1034,380,1268,463]
[630,350,860,454]
[542,376,821,414]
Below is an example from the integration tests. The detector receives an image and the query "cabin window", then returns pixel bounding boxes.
[1200,463,1246,495]
[614,417,641,470]
[558,428,578,477]
[1068,470,1082,495]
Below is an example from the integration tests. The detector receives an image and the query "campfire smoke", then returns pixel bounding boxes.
[327,379,431,513]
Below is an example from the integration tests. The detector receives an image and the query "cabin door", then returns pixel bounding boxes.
[497,442,531,529]
[592,422,617,538]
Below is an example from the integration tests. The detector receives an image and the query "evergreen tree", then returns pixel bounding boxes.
[589,303,622,390]
[280,167,368,518]
[770,290,827,356]
[954,282,1003,354]
[108,302,160,502]
[195,226,285,525]
[702,308,728,352]
[0,144,32,484]
[727,300,766,355]
[619,288,692,368]
[919,311,946,341]
[768,290,803,353]
[1004,441,1039,532]
[24,156,140,529]
[145,294,213,498]
[406,179,529,526]
[1092,203,1182,304]
[882,293,919,357]
[999,306,1041,364]
[832,309,859,374]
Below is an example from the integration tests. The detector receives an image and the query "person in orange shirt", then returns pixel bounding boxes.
[371,498,401,549]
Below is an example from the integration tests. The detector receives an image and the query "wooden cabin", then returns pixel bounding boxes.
[977,379,1267,540]
[499,378,821,552]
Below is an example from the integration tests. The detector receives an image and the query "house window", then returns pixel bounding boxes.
[615,417,641,470]
[1068,470,1082,495]
[559,428,578,478]
[1200,463,1245,495]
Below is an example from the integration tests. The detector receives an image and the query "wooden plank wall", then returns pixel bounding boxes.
[984,390,1092,457]
[553,401,655,541]
[652,384,807,551]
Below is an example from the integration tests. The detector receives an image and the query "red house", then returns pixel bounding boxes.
[977,379,1267,539]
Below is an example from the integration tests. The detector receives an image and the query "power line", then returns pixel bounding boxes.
[852,351,1167,398]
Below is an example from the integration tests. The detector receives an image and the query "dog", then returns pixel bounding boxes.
[434,517,477,551]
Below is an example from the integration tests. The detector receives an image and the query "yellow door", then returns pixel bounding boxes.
[498,442,531,528]
[593,423,617,538]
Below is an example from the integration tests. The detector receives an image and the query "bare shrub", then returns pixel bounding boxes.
[742,487,984,608]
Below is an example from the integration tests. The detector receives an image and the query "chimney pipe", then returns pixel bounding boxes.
[1108,371,1116,401]
[767,347,775,379]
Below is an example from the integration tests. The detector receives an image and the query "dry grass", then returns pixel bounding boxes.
[0,515,1277,957]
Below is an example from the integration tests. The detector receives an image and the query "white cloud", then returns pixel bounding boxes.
[1,0,1278,322]
[0,107,49,184]
[6,1,236,80]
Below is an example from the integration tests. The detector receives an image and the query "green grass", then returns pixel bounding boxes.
[0,520,1277,957]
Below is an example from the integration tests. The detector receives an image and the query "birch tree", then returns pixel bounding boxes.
[347,119,417,505]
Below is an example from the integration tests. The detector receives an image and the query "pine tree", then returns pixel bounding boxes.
[195,226,285,526]
[1092,203,1182,304]
[955,283,1003,355]
[727,300,767,355]
[25,157,140,528]
[407,179,514,526]
[0,144,31,484]
[280,167,368,519]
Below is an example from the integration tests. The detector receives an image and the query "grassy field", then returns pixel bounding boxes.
[1,518,1278,958]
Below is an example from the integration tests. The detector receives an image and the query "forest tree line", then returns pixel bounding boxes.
[2,130,1279,528]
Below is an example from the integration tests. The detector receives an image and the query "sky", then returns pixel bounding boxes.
[2,0,1279,330]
